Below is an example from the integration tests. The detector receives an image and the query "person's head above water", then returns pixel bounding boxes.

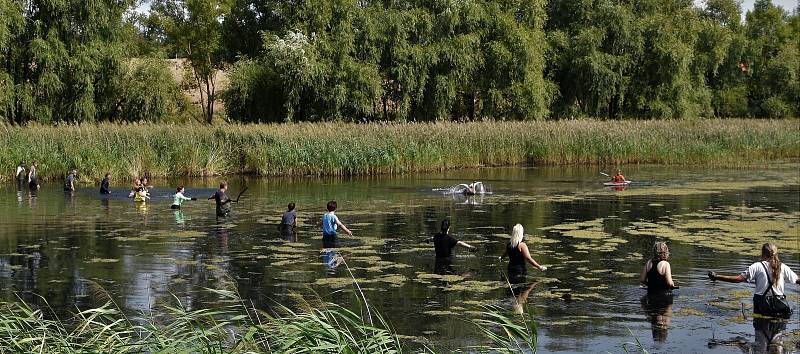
[70,169,77,175]
[761,242,782,283]
[18,161,25,166]
[509,223,524,248]
[440,218,450,234]
[327,200,337,212]
[105,172,111,178]
[176,186,185,193]
[616,169,622,174]
[652,241,669,262]
[287,202,295,211]
[134,179,142,187]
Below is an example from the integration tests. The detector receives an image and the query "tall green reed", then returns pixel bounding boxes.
[1,119,797,182]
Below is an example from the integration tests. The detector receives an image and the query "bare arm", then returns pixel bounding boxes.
[662,262,675,288]
[519,243,544,271]
[336,219,352,236]
[457,241,475,250]
[708,272,746,283]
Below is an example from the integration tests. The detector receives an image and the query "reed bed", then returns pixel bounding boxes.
[0,285,537,353]
[1,119,797,181]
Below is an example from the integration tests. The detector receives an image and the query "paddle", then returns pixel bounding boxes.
[599,172,610,177]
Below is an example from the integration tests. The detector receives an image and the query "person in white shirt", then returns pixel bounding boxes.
[708,243,799,317]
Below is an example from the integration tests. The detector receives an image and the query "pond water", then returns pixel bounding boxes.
[1,164,799,353]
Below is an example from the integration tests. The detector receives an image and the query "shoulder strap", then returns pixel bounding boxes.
[760,262,775,296]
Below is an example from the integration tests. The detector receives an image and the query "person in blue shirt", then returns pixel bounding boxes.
[321,200,352,247]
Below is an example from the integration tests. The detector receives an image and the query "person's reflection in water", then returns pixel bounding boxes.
[709,318,788,354]
[751,317,787,354]
[321,247,344,275]
[434,257,454,275]
[640,292,673,343]
[508,281,538,315]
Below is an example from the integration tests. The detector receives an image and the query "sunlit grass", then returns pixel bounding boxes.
[1,119,797,181]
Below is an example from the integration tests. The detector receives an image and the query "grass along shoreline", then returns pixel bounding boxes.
[1,119,798,182]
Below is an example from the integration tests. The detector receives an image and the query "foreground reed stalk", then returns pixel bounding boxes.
[0,279,537,353]
[1,119,797,181]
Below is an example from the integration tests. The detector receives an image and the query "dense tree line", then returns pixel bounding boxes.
[0,0,797,123]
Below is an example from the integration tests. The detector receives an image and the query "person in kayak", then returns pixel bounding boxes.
[322,200,352,247]
[209,182,234,217]
[612,170,626,183]
[280,202,297,241]
[432,219,475,258]
[64,169,77,192]
[501,224,546,281]
[27,161,39,190]
[100,173,111,194]
[171,186,196,209]
[639,241,676,293]
[708,243,799,318]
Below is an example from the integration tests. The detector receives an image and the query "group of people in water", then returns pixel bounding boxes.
[9,167,798,349]
[14,161,39,191]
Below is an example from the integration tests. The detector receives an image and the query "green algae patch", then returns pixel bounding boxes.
[141,230,207,238]
[445,280,506,292]
[625,205,799,255]
[416,273,465,283]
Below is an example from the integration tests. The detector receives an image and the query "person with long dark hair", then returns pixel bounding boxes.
[432,219,475,258]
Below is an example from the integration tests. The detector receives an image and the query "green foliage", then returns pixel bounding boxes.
[222,0,554,122]
[0,288,402,353]
[0,119,796,182]
[1,0,798,122]
[148,0,231,124]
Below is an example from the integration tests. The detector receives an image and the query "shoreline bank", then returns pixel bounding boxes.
[2,119,798,182]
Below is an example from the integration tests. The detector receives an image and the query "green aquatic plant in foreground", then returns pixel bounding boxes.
[0,287,539,353]
[2,119,797,182]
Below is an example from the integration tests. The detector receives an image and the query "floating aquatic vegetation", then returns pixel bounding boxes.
[377,274,407,287]
[675,307,706,317]
[445,280,506,292]
[625,205,799,255]
[314,277,374,289]
[140,230,207,238]
[416,273,465,283]
[422,310,454,316]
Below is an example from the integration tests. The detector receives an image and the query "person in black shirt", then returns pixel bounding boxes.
[100,173,111,194]
[432,219,475,258]
[501,224,546,281]
[209,182,234,217]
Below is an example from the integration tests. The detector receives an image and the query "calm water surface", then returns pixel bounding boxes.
[1,164,799,353]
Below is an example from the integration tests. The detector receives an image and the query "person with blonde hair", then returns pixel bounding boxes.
[639,241,676,293]
[708,243,799,318]
[501,224,546,279]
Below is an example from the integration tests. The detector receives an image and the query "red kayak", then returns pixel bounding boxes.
[603,181,632,186]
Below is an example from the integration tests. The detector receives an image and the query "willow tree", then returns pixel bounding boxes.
[223,0,554,122]
[0,0,133,123]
